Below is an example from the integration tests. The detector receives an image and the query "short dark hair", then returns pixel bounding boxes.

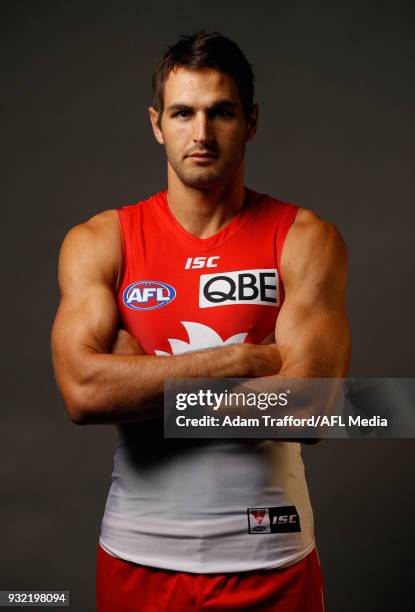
[152,31,255,121]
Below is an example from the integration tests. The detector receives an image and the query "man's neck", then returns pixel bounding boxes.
[166,166,246,239]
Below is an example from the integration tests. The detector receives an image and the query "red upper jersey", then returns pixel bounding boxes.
[116,188,298,355]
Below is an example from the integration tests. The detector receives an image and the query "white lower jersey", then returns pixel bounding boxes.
[100,435,315,573]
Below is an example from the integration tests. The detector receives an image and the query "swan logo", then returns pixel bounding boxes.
[155,321,248,355]
[123,281,176,311]
[248,508,271,534]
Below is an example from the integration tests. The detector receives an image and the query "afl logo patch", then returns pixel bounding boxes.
[123,281,176,311]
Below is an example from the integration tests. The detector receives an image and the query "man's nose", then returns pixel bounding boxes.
[192,112,213,144]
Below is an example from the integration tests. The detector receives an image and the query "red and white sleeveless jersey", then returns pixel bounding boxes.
[99,188,315,573]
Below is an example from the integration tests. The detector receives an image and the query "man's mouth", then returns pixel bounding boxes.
[188,151,218,159]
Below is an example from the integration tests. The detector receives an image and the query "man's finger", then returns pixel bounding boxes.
[110,329,145,355]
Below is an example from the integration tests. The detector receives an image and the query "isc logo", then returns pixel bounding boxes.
[123,281,176,311]
[185,256,220,269]
[272,515,298,525]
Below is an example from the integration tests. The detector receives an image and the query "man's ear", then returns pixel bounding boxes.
[246,103,259,142]
[148,106,164,144]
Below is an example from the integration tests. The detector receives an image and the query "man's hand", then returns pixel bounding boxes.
[239,343,282,377]
[110,329,145,356]
[260,331,276,345]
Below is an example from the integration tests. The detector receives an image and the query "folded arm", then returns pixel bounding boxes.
[51,211,281,425]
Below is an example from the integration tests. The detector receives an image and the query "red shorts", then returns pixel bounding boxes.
[96,544,324,612]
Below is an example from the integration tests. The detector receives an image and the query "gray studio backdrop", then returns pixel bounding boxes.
[2,1,414,611]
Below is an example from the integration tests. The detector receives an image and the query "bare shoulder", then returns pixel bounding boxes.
[284,208,347,265]
[63,209,120,244]
[58,209,122,291]
[281,207,348,295]
[291,208,346,251]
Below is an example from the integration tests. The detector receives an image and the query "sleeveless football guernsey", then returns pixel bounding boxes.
[99,188,315,573]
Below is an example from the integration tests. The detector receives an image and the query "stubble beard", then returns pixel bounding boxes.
[166,145,246,190]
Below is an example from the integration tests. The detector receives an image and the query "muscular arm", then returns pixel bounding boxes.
[275,209,351,379]
[51,211,280,425]
[237,210,351,443]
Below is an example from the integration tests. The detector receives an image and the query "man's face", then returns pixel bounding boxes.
[149,68,258,189]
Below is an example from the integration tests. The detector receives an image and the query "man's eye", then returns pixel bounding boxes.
[175,110,192,118]
[211,110,233,119]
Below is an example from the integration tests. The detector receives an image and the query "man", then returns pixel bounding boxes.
[51,31,350,611]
